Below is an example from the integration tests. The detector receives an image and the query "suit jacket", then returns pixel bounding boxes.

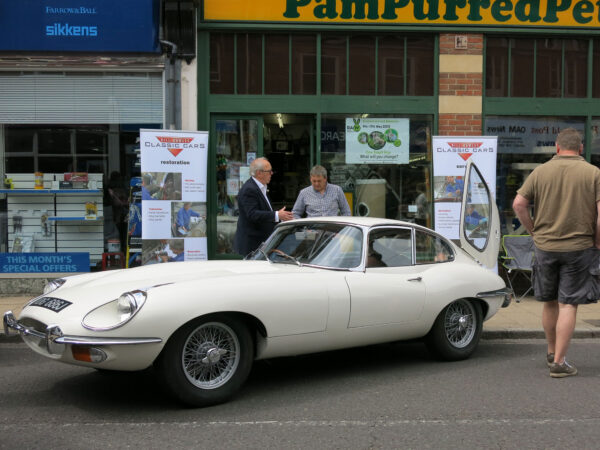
[234,177,276,256]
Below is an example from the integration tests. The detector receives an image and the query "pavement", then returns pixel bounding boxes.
[2,294,600,343]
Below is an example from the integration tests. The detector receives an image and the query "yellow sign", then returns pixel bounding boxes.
[204,0,600,28]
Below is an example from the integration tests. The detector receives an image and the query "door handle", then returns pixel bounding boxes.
[407,276,422,282]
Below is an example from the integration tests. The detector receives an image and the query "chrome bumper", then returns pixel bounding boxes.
[3,311,162,356]
[476,287,513,308]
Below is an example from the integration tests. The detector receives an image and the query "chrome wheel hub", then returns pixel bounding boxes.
[182,322,240,390]
[444,300,477,348]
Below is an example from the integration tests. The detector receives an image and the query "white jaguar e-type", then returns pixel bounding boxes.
[4,162,510,407]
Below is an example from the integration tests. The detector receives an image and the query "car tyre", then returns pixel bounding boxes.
[425,299,482,361]
[156,314,254,407]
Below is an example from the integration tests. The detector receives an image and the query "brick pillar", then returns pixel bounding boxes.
[438,34,483,136]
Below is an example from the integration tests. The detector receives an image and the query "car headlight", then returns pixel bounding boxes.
[43,278,66,295]
[82,290,147,331]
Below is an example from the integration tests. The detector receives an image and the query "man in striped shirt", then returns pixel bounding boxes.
[292,165,351,219]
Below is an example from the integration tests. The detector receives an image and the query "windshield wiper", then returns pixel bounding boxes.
[269,249,301,266]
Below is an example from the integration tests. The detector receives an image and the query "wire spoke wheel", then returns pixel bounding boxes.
[182,321,240,390]
[443,300,476,348]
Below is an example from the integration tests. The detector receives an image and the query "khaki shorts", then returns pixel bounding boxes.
[532,247,600,305]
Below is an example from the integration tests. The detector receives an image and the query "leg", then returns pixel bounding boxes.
[554,303,578,364]
[542,300,558,355]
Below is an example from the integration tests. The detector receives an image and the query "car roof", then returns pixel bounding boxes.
[283,216,431,231]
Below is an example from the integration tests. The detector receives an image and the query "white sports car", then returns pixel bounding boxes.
[4,162,511,407]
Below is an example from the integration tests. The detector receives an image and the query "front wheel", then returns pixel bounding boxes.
[155,315,254,407]
[425,299,482,361]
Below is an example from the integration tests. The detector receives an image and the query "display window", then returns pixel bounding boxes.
[484,116,585,235]
[320,114,433,227]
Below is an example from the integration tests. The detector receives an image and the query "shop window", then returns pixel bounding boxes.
[487,37,590,98]
[237,34,262,94]
[215,119,259,254]
[292,35,316,95]
[5,127,34,153]
[4,156,33,173]
[564,40,587,98]
[349,36,375,95]
[484,116,584,235]
[265,34,289,95]
[320,114,433,225]
[38,128,71,154]
[485,37,508,97]
[591,118,600,167]
[321,35,347,95]
[210,33,234,94]
[406,37,434,96]
[536,38,562,98]
[510,39,534,97]
[378,35,404,96]
[594,39,600,98]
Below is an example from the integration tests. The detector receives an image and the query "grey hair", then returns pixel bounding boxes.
[556,128,582,152]
[250,157,269,176]
[310,165,327,178]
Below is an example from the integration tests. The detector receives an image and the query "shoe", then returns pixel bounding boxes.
[550,360,578,378]
[546,353,554,368]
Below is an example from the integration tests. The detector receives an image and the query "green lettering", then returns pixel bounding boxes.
[413,0,441,19]
[283,0,312,18]
[573,0,593,23]
[314,0,338,18]
[340,0,380,19]
[444,0,467,20]
[491,0,513,21]
[381,0,410,19]
[467,0,491,20]
[543,0,571,22]
[514,0,541,22]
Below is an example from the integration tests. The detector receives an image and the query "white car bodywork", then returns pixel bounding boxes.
[4,162,510,406]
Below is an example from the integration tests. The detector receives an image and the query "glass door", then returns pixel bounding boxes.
[211,116,263,257]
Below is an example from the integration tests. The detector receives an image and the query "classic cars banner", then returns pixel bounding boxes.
[140,129,208,264]
[432,136,497,241]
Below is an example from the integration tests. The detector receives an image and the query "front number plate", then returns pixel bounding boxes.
[29,297,72,312]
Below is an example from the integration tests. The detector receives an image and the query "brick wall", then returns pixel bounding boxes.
[438,33,484,136]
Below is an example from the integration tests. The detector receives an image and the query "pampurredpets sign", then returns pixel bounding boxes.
[204,0,600,28]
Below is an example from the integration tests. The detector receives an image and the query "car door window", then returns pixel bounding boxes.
[415,230,454,264]
[367,228,412,268]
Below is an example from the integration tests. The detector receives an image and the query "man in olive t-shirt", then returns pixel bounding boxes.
[513,127,600,378]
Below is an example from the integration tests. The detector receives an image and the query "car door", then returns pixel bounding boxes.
[459,160,500,269]
[345,227,426,328]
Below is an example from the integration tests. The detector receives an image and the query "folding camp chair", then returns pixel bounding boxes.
[500,234,534,303]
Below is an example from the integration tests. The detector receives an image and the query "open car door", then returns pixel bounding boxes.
[459,160,500,269]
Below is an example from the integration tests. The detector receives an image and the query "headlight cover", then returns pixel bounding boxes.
[43,278,66,295]
[82,290,147,331]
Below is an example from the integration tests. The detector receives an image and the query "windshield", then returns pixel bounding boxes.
[249,223,364,269]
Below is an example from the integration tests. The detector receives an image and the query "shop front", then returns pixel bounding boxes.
[201,19,437,258]
[200,1,600,259]
[0,0,164,272]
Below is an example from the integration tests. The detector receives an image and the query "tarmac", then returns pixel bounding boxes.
[2,293,600,343]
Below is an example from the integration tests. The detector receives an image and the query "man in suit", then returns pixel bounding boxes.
[234,157,294,256]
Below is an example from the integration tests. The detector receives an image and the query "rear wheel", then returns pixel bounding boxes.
[425,299,482,361]
[156,315,254,407]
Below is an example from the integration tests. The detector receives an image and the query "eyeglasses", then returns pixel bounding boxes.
[260,169,274,174]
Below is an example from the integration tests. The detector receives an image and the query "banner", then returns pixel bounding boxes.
[140,129,208,264]
[345,118,409,164]
[432,136,497,240]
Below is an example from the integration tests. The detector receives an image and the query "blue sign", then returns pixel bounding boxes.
[0,253,90,273]
[0,0,160,53]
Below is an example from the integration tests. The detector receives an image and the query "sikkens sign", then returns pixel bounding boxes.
[204,0,600,28]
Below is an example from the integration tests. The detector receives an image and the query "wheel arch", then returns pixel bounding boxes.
[155,311,268,364]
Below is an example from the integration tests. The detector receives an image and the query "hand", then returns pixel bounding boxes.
[278,206,294,222]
